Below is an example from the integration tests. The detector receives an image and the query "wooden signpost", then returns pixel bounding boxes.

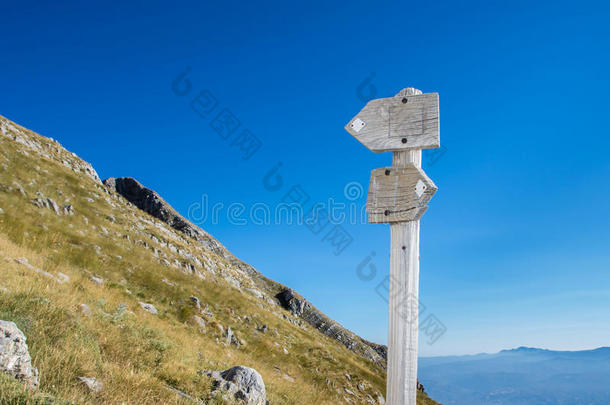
[346,87,439,405]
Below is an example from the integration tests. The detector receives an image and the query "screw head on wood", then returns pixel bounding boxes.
[401,138,407,144]
[402,97,408,104]
[385,169,391,175]
[384,210,390,216]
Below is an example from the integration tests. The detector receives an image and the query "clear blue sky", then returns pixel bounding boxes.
[1,0,609,356]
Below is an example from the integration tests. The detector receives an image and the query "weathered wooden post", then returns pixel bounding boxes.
[345,87,439,405]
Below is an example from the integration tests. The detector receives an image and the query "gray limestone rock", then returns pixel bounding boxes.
[139,302,158,315]
[0,320,39,389]
[77,376,103,393]
[205,366,266,405]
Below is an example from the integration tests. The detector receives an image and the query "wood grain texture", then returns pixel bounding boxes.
[345,90,439,152]
[386,149,422,405]
[388,220,420,405]
[366,164,437,223]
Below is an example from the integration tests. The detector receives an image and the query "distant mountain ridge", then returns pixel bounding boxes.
[419,346,610,405]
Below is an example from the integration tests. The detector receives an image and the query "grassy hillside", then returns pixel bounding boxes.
[0,115,439,404]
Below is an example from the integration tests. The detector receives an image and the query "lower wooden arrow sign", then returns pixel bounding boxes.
[366,164,437,223]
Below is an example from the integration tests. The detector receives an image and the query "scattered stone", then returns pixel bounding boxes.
[63,204,74,215]
[90,276,104,285]
[0,208,4,215]
[11,181,26,197]
[56,272,70,283]
[201,304,214,318]
[256,325,268,333]
[30,198,44,209]
[77,376,103,393]
[0,320,39,389]
[282,373,295,383]
[204,366,266,405]
[15,257,64,283]
[139,302,158,315]
[30,197,63,215]
[226,326,235,345]
[191,315,206,332]
[190,296,201,310]
[79,304,92,316]
[161,278,176,287]
[345,388,355,396]
[47,198,60,215]
[358,383,366,391]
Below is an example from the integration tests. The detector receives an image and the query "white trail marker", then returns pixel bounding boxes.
[346,87,440,405]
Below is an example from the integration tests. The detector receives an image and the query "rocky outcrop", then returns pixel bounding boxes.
[417,380,425,393]
[204,366,266,405]
[275,289,308,316]
[276,289,387,368]
[0,320,39,389]
[0,115,100,183]
[102,177,279,284]
[103,177,228,257]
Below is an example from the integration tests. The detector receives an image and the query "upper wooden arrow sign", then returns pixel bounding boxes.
[345,90,439,152]
[366,164,437,223]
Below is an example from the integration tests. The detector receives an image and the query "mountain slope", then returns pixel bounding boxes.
[419,347,610,405]
[0,114,439,404]
[101,175,388,369]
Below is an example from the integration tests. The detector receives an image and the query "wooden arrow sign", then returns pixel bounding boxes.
[366,164,437,223]
[346,87,441,405]
[345,92,439,152]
